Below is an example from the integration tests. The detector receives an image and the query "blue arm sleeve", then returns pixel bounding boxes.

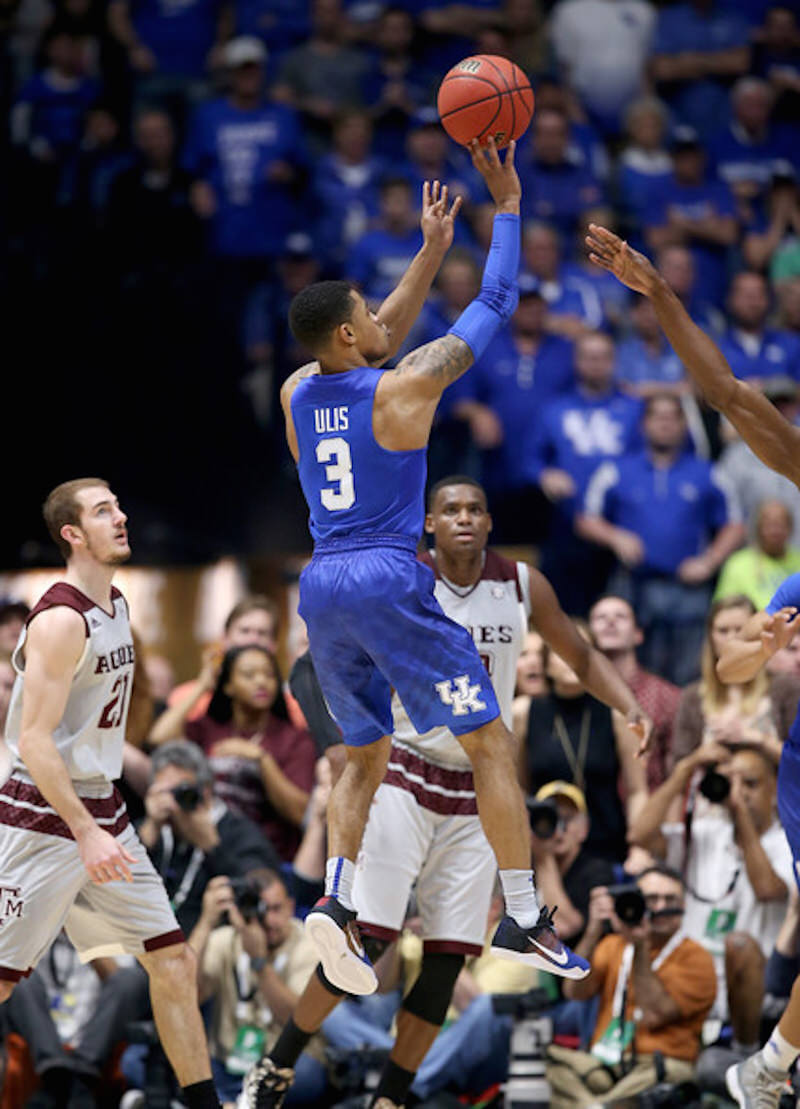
[766,573,800,615]
[448,213,520,361]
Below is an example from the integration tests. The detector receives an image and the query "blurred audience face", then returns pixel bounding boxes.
[779,277,800,333]
[626,99,667,151]
[632,297,662,341]
[589,596,642,656]
[762,5,797,47]
[757,500,793,558]
[0,660,14,736]
[673,146,705,186]
[516,630,545,696]
[658,245,695,300]
[729,272,770,331]
[639,870,684,942]
[504,0,542,33]
[135,110,175,168]
[0,611,26,656]
[471,202,496,251]
[224,647,279,713]
[548,797,589,864]
[258,877,296,950]
[333,112,372,162]
[377,8,414,54]
[533,109,569,164]
[732,79,773,135]
[48,32,89,78]
[727,749,777,832]
[312,0,343,40]
[226,608,278,653]
[407,124,448,167]
[144,653,176,703]
[380,182,414,230]
[514,292,547,336]
[523,224,560,279]
[644,395,686,451]
[230,61,263,102]
[575,333,615,392]
[438,256,480,311]
[709,603,752,660]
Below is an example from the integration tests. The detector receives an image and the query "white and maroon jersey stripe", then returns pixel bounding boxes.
[0,777,129,840]
[390,549,531,807]
[6,583,135,785]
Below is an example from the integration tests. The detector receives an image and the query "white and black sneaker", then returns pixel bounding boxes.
[235,1057,295,1109]
[726,1053,787,1109]
[491,904,590,979]
[304,896,377,995]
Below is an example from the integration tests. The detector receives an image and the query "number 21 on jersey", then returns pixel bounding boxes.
[316,437,355,511]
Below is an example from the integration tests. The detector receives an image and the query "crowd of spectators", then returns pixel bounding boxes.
[1,0,800,1104]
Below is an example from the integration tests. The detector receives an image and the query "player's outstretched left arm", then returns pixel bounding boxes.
[586,223,800,489]
[19,611,137,883]
[375,180,463,361]
[527,566,652,756]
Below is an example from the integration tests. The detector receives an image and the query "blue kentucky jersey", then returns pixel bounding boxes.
[291,367,427,544]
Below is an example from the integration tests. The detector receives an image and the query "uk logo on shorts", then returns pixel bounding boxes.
[0,886,24,925]
[435,675,487,716]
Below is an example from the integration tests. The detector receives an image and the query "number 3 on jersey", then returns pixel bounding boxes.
[316,437,355,511]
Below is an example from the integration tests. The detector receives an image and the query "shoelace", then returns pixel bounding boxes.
[536,904,558,932]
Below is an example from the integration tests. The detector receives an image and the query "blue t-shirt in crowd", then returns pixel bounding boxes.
[615,334,685,387]
[313,153,386,268]
[15,71,100,156]
[646,175,737,306]
[561,262,630,328]
[617,149,674,243]
[520,271,605,331]
[709,123,797,202]
[583,449,736,575]
[131,0,223,78]
[652,3,750,138]
[455,328,576,491]
[717,328,800,382]
[346,226,424,301]
[519,157,605,241]
[522,387,644,517]
[184,98,306,257]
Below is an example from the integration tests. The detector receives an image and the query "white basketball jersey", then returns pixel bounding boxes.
[392,549,531,770]
[6,583,135,784]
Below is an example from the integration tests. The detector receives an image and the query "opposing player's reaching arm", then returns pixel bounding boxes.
[374,137,521,450]
[18,610,136,883]
[586,224,800,488]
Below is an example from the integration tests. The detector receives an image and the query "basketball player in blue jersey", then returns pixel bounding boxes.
[281,139,651,1005]
[586,223,800,1109]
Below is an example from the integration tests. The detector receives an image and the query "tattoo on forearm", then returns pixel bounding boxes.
[396,335,473,385]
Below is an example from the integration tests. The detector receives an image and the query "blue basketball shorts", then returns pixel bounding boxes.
[298,537,500,746]
[778,741,800,891]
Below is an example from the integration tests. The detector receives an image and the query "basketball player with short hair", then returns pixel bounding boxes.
[0,478,223,1109]
[585,223,800,1109]
[240,475,650,1109]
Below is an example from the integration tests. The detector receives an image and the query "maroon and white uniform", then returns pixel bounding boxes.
[354,551,531,955]
[0,584,181,981]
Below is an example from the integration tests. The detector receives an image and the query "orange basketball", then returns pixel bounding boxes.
[436,55,534,149]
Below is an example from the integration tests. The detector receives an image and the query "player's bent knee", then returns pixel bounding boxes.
[141,941,197,990]
[402,951,465,1026]
[0,980,16,1004]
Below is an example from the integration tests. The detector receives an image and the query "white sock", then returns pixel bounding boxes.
[325,857,356,911]
[500,869,538,930]
[761,1027,800,1076]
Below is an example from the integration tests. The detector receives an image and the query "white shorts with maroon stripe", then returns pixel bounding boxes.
[0,777,182,981]
[353,743,495,956]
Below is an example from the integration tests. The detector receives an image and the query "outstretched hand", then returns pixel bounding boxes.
[468,136,521,212]
[421,180,463,253]
[761,606,799,657]
[585,224,660,297]
[626,708,652,759]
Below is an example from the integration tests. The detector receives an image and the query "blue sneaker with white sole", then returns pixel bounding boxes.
[304,896,378,995]
[490,905,590,979]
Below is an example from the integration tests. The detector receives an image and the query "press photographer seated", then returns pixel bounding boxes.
[629,745,795,1087]
[545,866,717,1108]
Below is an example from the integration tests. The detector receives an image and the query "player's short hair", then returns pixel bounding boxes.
[151,739,214,790]
[224,594,279,635]
[427,475,486,512]
[43,478,110,562]
[289,280,357,354]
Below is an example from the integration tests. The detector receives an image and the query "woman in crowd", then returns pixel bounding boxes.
[514,621,648,864]
[150,645,316,859]
[671,594,799,770]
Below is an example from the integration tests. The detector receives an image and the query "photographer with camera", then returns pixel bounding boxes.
[546,866,717,1107]
[629,742,795,1091]
[196,868,327,1106]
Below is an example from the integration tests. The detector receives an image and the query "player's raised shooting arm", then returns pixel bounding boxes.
[18,609,101,838]
[586,224,800,488]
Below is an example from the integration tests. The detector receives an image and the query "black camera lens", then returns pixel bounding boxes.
[607,883,647,926]
[171,783,202,812]
[698,767,730,804]
[526,798,558,840]
[230,877,262,920]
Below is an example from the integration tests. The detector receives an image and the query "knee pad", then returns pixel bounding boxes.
[402,950,465,1026]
